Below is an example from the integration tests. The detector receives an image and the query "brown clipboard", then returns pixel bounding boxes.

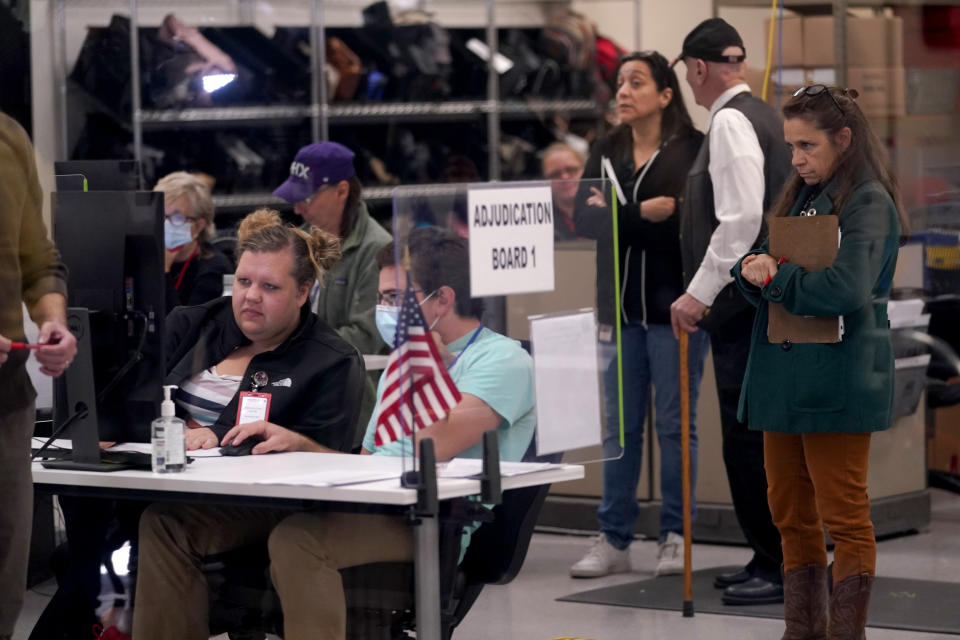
[767,215,841,344]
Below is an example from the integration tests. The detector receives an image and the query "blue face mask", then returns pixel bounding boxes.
[164,219,194,250]
[375,305,400,347]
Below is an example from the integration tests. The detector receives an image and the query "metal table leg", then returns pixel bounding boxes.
[414,514,441,640]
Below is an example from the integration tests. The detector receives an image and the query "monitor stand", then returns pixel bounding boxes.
[42,308,134,472]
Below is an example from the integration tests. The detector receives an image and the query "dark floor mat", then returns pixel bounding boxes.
[558,565,960,635]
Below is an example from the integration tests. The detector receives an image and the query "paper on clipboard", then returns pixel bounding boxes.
[530,310,603,455]
[768,215,842,343]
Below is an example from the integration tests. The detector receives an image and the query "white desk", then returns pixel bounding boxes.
[32,452,583,640]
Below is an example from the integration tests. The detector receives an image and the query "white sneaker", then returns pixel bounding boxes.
[570,534,631,578]
[655,531,685,576]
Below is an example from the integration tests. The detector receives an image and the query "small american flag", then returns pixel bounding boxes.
[374,280,462,446]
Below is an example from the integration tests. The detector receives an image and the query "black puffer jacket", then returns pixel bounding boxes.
[164,297,363,450]
[574,124,703,327]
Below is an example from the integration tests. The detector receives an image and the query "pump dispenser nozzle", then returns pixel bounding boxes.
[161,385,178,418]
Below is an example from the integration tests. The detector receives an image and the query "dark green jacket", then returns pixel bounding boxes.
[312,201,391,447]
[313,200,391,355]
[732,176,900,434]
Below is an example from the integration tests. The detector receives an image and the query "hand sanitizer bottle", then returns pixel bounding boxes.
[152,385,186,473]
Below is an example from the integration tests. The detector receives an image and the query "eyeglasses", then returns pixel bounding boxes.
[378,289,424,307]
[792,85,859,115]
[545,166,582,180]
[299,184,335,207]
[165,211,198,226]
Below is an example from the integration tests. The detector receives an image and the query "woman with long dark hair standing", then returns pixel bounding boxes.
[733,85,907,639]
[570,51,711,579]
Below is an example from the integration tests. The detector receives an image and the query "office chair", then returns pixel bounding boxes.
[210,235,238,270]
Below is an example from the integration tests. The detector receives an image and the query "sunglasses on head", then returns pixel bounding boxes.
[792,85,860,115]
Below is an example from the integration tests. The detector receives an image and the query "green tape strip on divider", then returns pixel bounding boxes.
[610,186,625,449]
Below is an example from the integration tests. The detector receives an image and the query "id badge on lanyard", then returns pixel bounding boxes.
[236,392,272,425]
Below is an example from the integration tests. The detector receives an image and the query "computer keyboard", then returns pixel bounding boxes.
[31,448,154,469]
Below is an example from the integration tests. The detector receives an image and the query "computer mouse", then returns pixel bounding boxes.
[219,434,266,456]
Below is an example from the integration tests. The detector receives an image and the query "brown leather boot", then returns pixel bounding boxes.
[827,573,874,640]
[781,564,828,640]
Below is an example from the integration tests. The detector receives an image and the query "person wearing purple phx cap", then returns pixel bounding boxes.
[274,141,391,359]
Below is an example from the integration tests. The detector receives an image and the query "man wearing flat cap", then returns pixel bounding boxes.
[669,18,792,605]
[275,141,391,444]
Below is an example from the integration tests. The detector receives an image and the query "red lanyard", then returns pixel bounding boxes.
[174,244,200,291]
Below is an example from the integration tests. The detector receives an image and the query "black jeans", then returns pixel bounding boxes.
[29,497,145,640]
[709,308,783,583]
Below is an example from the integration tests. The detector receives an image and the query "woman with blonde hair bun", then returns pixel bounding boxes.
[160,207,361,454]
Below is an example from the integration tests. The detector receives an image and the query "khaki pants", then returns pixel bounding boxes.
[0,403,35,636]
[764,431,874,584]
[269,511,413,640]
[133,505,413,640]
[132,504,288,640]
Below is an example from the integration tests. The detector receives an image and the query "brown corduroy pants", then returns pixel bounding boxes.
[764,431,875,584]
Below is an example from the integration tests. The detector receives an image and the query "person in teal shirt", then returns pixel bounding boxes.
[264,227,536,640]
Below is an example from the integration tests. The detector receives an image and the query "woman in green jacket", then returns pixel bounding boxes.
[732,85,907,640]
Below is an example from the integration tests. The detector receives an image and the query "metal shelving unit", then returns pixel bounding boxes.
[58,0,609,199]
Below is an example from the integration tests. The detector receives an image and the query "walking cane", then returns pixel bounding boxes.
[680,330,694,617]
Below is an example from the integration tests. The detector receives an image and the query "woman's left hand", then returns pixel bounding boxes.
[741,254,780,288]
[221,420,307,454]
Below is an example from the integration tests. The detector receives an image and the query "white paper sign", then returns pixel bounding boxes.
[468,184,555,297]
[530,311,603,455]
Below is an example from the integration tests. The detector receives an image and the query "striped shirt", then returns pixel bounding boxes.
[175,367,242,427]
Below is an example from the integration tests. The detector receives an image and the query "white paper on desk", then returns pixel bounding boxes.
[108,442,224,458]
[105,442,152,454]
[31,437,73,451]
[438,458,558,478]
[187,448,224,458]
[253,468,400,487]
[530,311,603,455]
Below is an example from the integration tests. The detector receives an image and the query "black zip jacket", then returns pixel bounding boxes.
[574,124,704,327]
[164,297,363,450]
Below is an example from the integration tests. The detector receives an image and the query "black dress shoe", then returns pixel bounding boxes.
[713,567,752,589]
[721,576,784,605]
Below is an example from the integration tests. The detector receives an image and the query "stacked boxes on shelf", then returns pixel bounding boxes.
[751,13,906,118]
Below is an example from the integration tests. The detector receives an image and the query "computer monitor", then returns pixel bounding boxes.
[54,159,141,191]
[44,189,165,470]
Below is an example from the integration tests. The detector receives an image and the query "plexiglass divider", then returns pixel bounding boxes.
[381,178,626,475]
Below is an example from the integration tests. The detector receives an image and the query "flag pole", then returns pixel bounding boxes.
[680,330,694,617]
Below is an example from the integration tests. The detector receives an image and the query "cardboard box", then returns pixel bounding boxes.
[803,15,904,68]
[896,7,960,68]
[893,114,960,148]
[905,68,960,115]
[747,67,805,109]
[765,16,804,68]
[929,384,960,475]
[846,66,906,118]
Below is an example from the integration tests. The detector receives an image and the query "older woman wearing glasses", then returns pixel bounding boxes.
[155,171,233,310]
[733,84,907,640]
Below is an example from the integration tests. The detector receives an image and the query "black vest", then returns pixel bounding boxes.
[679,91,792,330]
